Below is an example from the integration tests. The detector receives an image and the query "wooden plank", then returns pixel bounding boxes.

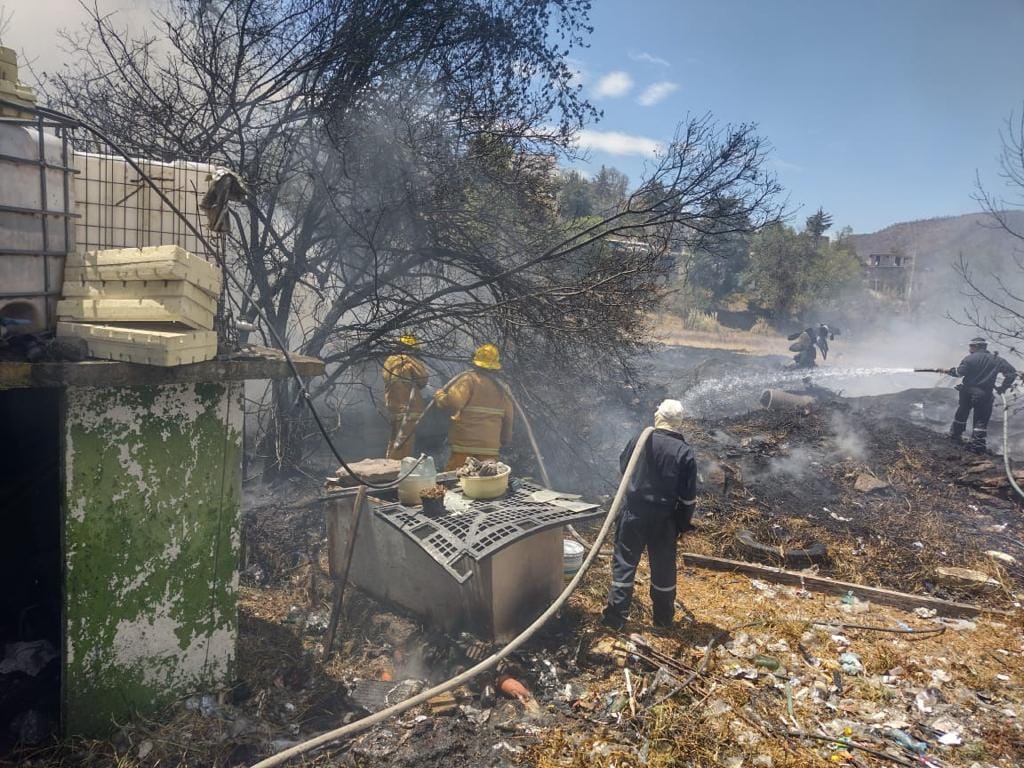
[0,346,324,389]
[680,552,1014,619]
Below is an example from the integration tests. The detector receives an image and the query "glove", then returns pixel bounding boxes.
[947,367,958,377]
[674,501,695,536]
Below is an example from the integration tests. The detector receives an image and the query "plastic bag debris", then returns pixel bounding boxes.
[0,640,57,677]
[889,728,927,754]
[839,652,863,675]
[915,687,941,714]
[913,607,938,619]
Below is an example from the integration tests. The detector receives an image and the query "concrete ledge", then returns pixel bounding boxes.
[0,345,324,389]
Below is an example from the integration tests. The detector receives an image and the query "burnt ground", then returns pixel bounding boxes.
[685,400,1024,604]
[7,342,1024,767]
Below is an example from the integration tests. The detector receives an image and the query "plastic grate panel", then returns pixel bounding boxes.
[373,480,603,581]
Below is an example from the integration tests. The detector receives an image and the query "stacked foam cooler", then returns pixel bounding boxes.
[56,245,221,366]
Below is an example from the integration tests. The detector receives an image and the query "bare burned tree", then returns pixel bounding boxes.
[958,105,1024,355]
[45,0,782,477]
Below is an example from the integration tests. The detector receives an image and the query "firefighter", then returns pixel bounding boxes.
[433,343,514,471]
[788,324,837,369]
[602,399,698,631]
[787,327,818,369]
[947,337,1017,453]
[382,335,429,459]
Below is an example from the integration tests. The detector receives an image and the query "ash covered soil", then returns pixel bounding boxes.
[10,346,1024,767]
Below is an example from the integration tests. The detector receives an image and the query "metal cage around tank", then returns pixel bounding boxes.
[0,98,220,334]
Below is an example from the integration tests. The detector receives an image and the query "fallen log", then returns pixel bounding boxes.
[680,552,1014,619]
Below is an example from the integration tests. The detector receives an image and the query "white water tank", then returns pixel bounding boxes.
[0,120,75,333]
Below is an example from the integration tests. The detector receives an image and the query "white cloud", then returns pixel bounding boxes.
[575,129,662,157]
[629,52,670,67]
[593,71,634,98]
[637,81,679,107]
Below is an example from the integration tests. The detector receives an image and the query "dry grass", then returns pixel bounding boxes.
[650,313,790,355]
[537,561,1024,768]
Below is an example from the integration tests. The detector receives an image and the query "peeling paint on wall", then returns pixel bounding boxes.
[62,382,243,735]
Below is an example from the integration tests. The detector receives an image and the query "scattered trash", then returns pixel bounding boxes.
[303,611,329,636]
[137,740,154,759]
[935,617,976,631]
[914,607,938,619]
[929,669,953,686]
[347,679,423,714]
[426,691,458,716]
[498,676,531,702]
[934,566,1001,592]
[749,579,778,599]
[838,652,863,675]
[753,654,780,671]
[493,740,524,756]
[0,641,57,676]
[915,687,941,714]
[889,728,928,754]
[480,684,497,708]
[985,550,1017,565]
[184,694,220,717]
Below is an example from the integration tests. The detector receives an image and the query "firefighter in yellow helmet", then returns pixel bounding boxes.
[382,335,429,459]
[433,343,514,471]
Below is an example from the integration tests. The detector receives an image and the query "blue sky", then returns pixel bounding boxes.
[567,0,1024,234]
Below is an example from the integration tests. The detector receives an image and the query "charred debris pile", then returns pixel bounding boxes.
[687,400,1023,603]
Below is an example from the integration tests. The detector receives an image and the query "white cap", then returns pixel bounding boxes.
[655,399,685,429]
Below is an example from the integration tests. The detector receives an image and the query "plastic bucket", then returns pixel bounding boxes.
[460,467,510,499]
[563,539,585,575]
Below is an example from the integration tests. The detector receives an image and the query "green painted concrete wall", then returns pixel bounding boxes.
[62,382,243,735]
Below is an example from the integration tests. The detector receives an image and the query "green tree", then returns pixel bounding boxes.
[557,170,596,218]
[744,214,861,319]
[805,207,833,238]
[591,165,630,213]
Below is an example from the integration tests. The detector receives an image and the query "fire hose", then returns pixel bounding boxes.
[1001,392,1024,501]
[248,426,653,768]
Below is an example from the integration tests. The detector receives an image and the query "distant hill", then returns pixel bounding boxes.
[848,211,1024,315]
[849,211,1024,267]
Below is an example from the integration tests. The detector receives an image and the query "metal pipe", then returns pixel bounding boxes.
[760,389,814,410]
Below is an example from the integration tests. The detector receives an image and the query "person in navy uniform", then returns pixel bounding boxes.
[602,399,698,630]
[947,337,1017,453]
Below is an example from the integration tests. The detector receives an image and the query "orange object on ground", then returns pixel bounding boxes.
[498,675,530,702]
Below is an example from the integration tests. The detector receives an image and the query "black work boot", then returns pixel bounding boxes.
[600,609,626,631]
[652,612,674,630]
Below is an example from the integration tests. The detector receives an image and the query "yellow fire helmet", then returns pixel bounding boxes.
[399,334,419,348]
[472,343,502,370]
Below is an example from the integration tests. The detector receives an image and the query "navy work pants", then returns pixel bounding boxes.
[951,386,994,450]
[603,500,678,626]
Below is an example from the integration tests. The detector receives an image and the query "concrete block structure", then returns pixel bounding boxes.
[0,349,323,737]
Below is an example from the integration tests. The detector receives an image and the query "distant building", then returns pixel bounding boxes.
[863,252,913,298]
